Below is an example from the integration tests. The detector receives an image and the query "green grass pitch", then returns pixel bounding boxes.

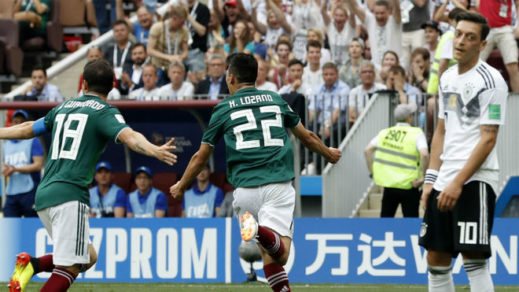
[5,283,517,291]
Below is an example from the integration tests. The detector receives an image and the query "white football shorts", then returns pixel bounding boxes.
[233,181,295,238]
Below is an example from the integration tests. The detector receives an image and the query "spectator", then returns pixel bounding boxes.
[212,0,245,39]
[305,28,332,67]
[23,66,63,102]
[158,61,195,100]
[479,0,519,93]
[224,19,255,55]
[433,0,471,25]
[2,110,43,217]
[400,0,429,69]
[104,20,134,82]
[348,60,386,123]
[216,191,234,217]
[364,103,429,217]
[129,64,161,100]
[291,0,324,61]
[121,43,166,95]
[92,0,117,34]
[321,0,356,65]
[183,0,211,75]
[148,5,189,72]
[408,47,430,93]
[421,20,441,61]
[339,38,366,89]
[133,6,155,46]
[279,59,310,95]
[78,47,122,101]
[195,54,229,99]
[256,60,278,91]
[268,38,293,88]
[207,9,226,54]
[14,0,50,46]
[89,161,127,218]
[378,50,399,83]
[182,165,225,218]
[347,0,402,66]
[127,166,168,218]
[247,21,268,60]
[302,40,324,91]
[309,62,350,143]
[386,65,421,105]
[251,0,294,50]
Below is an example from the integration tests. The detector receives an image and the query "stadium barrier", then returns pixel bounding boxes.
[0,217,517,284]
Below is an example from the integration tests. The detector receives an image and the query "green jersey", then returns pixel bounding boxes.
[35,95,129,210]
[202,87,300,187]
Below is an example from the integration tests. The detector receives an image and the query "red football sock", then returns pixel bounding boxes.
[35,254,55,273]
[264,263,291,292]
[40,268,76,292]
[257,226,285,259]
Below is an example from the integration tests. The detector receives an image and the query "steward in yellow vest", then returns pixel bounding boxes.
[365,103,429,217]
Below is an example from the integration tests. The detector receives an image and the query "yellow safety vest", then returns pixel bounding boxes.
[427,30,457,94]
[373,125,423,190]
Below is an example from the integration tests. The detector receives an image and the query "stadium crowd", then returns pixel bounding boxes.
[2,0,519,218]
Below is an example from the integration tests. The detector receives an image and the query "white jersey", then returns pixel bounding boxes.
[434,60,508,194]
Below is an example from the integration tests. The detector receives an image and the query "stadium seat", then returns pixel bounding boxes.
[21,0,62,52]
[111,171,132,193]
[210,172,227,190]
[486,49,510,88]
[0,19,23,76]
[59,0,97,28]
[152,172,179,194]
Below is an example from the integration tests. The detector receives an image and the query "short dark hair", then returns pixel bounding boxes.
[227,53,257,84]
[275,39,292,51]
[389,65,406,77]
[374,0,390,10]
[455,12,490,41]
[131,43,146,53]
[448,7,464,21]
[83,59,114,95]
[322,62,338,72]
[306,40,322,51]
[288,58,304,68]
[112,19,129,29]
[32,65,47,77]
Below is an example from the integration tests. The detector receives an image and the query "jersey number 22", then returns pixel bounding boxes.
[231,105,284,150]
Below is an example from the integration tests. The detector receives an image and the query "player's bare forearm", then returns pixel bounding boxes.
[291,123,341,163]
[0,121,36,140]
[118,128,177,165]
[428,118,445,171]
[177,144,213,190]
[451,125,499,186]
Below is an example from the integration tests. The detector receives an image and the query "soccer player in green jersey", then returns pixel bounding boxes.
[170,53,341,292]
[2,59,177,292]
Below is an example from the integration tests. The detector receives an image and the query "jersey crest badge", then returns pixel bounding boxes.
[449,94,458,110]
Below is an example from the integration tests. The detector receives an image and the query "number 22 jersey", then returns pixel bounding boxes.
[35,95,129,211]
[202,87,301,188]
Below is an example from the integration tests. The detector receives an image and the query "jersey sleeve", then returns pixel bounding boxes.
[282,102,301,128]
[437,80,445,119]
[98,107,130,142]
[479,88,507,125]
[114,189,127,208]
[155,192,168,211]
[202,105,226,147]
[43,106,58,132]
[31,137,44,157]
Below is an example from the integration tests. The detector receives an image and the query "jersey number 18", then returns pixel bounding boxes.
[51,113,89,160]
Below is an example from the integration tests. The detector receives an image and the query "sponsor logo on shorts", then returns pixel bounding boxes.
[420,223,428,237]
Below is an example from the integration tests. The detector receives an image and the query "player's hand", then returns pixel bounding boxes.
[437,181,462,212]
[326,147,341,164]
[170,181,186,200]
[155,138,177,166]
[421,183,433,210]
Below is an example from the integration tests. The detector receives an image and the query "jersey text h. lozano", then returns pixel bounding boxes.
[228,94,274,108]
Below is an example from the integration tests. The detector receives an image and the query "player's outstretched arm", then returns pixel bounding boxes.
[0,121,37,140]
[117,128,177,166]
[290,122,341,163]
[170,143,213,199]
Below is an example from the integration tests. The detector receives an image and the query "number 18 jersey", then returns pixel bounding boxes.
[202,87,301,188]
[35,95,129,211]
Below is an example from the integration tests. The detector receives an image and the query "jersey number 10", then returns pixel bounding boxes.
[51,113,89,160]
[231,105,284,150]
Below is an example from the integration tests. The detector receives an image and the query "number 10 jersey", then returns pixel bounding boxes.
[35,95,129,211]
[202,87,301,188]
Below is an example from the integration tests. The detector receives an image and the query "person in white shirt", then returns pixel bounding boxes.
[278,59,311,95]
[120,43,150,95]
[302,40,323,91]
[419,12,508,292]
[129,64,161,101]
[321,0,356,65]
[255,59,278,91]
[349,60,386,123]
[158,61,195,100]
[346,0,402,66]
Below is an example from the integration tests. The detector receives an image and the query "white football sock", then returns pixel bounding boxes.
[428,265,455,292]
[464,259,494,292]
